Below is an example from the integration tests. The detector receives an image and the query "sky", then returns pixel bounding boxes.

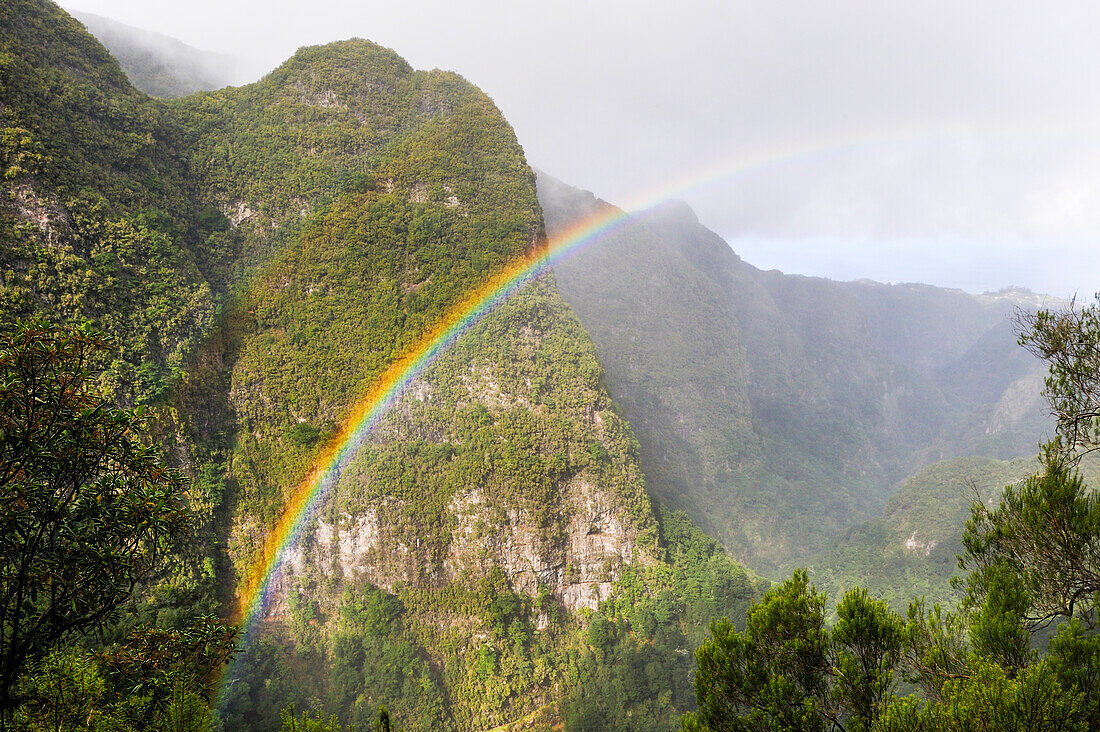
[65,0,1100,297]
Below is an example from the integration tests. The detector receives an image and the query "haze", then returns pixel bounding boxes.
[65,0,1100,297]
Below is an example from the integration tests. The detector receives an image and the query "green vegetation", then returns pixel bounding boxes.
[812,456,1037,610]
[680,297,1100,731]
[539,174,1049,575]
[16,1,1083,727]
[0,322,190,714]
[683,541,1098,730]
[684,573,905,731]
[220,509,764,731]
[1018,301,1100,466]
[561,510,768,730]
[2,3,768,729]
[0,320,238,727]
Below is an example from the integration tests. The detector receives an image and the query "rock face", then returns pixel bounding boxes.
[282,472,644,615]
[987,372,1046,435]
[264,276,658,619]
[904,530,936,557]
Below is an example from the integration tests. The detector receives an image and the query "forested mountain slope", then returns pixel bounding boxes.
[539,173,1053,575]
[1,3,763,729]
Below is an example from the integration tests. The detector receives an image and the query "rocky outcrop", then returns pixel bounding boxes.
[904,530,936,557]
[446,474,643,612]
[986,372,1045,435]
[276,472,646,616]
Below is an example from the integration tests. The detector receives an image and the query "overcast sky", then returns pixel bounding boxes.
[65,0,1100,297]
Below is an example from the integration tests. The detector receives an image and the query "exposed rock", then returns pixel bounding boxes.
[986,372,1045,435]
[276,473,645,615]
[7,182,67,236]
[225,200,256,228]
[904,530,936,557]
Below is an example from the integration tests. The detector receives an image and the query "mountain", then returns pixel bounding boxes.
[813,455,1035,610]
[69,10,244,97]
[838,280,1057,462]
[538,173,1053,575]
[813,451,1100,611]
[1,3,762,729]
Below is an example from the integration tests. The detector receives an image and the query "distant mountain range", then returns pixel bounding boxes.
[539,172,1054,575]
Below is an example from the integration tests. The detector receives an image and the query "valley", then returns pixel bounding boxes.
[1,3,1096,730]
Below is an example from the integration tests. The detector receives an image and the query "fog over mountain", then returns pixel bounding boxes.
[64,0,1100,296]
[70,10,246,96]
[538,172,1056,574]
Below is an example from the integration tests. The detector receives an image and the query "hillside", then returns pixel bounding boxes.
[70,10,244,97]
[539,173,1052,575]
[812,452,1100,611]
[1,3,763,729]
[813,455,1035,610]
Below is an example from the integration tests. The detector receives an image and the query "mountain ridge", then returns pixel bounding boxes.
[2,4,762,728]
[539,171,1051,575]
[68,9,245,97]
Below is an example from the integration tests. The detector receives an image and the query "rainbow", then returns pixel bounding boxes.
[217,130,930,707]
[229,204,635,635]
[215,196,637,709]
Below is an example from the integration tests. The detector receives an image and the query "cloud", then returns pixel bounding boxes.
[65,0,1100,293]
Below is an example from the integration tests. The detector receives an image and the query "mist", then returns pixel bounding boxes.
[64,0,1100,296]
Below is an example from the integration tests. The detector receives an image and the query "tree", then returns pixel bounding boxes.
[1017,295,1100,467]
[960,463,1099,629]
[682,297,1100,731]
[682,571,904,731]
[12,616,238,732]
[0,321,190,715]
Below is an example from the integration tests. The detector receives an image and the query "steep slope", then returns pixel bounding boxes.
[0,0,226,630]
[2,6,762,730]
[814,456,1034,610]
[539,173,1050,575]
[813,453,1100,611]
[71,10,243,97]
[0,0,217,409]
[840,281,1056,462]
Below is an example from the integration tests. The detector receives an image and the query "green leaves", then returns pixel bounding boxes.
[0,321,190,713]
[687,572,909,731]
[1017,296,1100,467]
[961,463,1100,627]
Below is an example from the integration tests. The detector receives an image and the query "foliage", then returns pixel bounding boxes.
[683,572,904,732]
[11,615,237,731]
[0,321,189,714]
[561,511,765,730]
[279,704,347,732]
[682,296,1100,731]
[278,702,392,732]
[813,456,1037,612]
[98,615,238,713]
[876,658,1087,732]
[2,6,773,730]
[1018,295,1100,466]
[961,462,1100,627]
